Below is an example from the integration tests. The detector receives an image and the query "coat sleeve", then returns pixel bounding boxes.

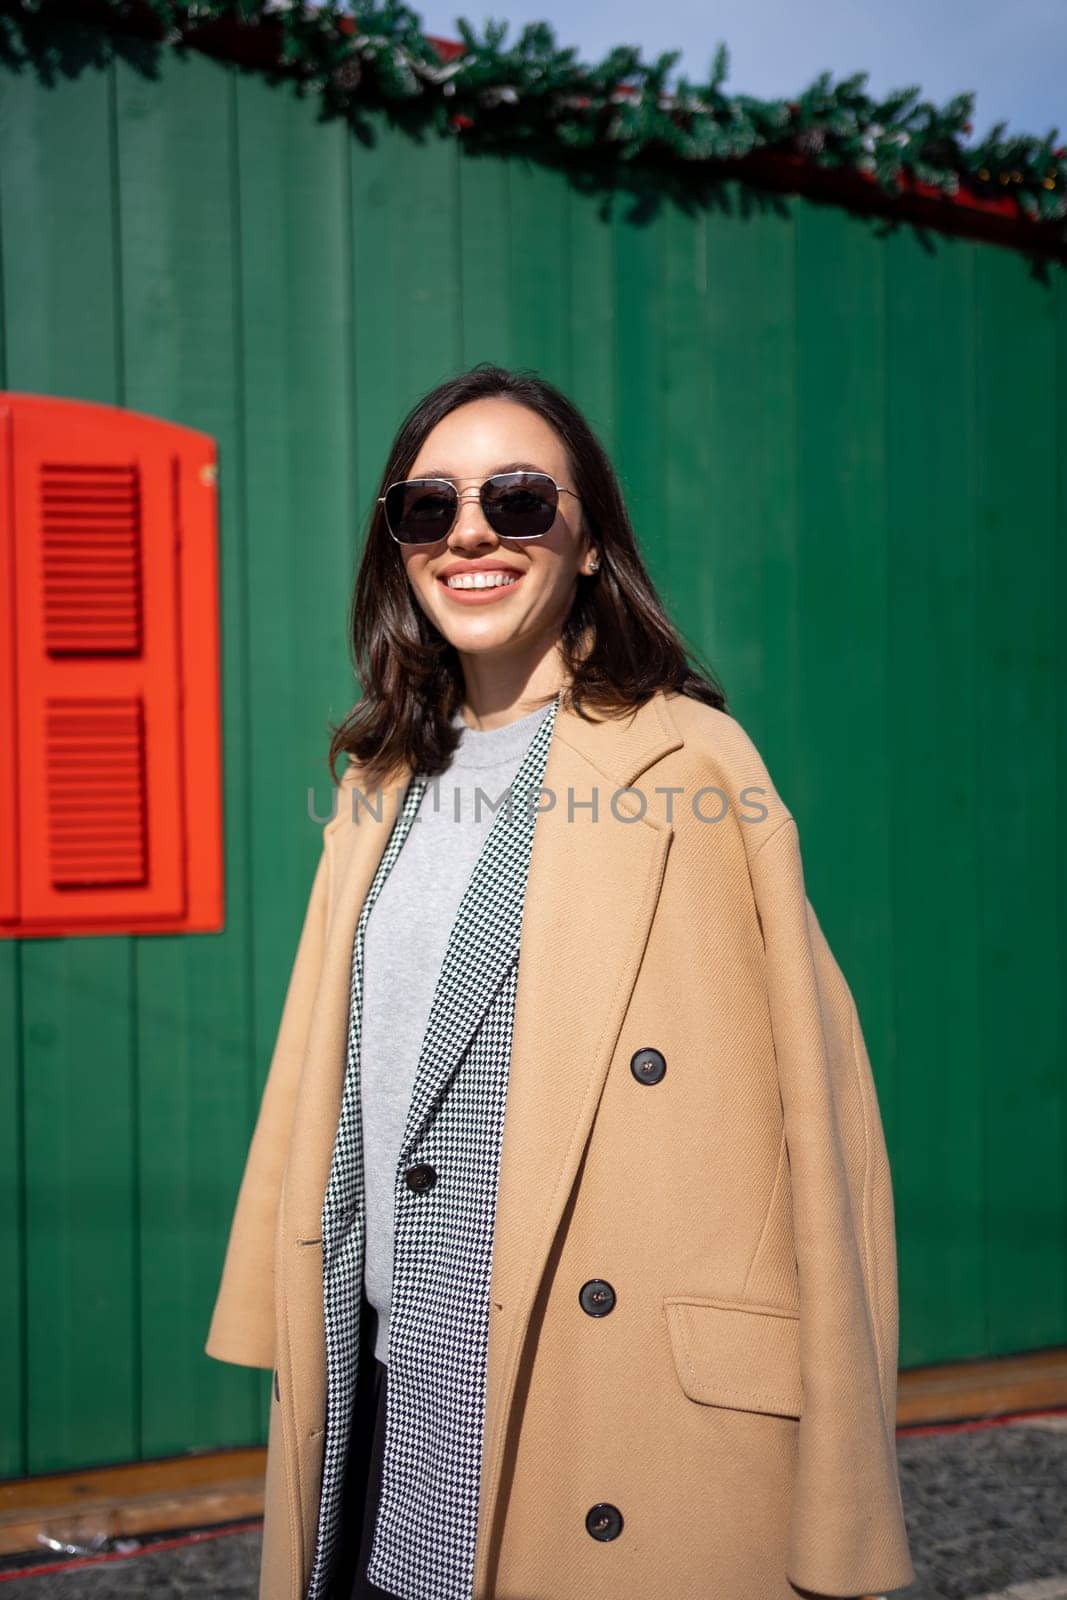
[749,817,915,1598]
[205,839,332,1370]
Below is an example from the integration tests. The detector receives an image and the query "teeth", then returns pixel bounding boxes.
[445,572,519,589]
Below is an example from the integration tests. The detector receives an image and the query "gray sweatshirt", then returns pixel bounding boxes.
[358,699,555,1366]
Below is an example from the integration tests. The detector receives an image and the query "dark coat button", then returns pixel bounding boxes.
[586,1503,624,1541]
[404,1163,437,1193]
[630,1046,666,1084]
[579,1279,616,1317]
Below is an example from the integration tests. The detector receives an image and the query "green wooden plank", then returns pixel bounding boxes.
[456,153,513,369]
[885,230,984,1367]
[114,45,262,1456]
[686,184,800,785]
[660,198,714,670]
[0,46,120,401]
[0,946,24,1477]
[507,160,568,384]
[555,177,618,666]
[792,200,893,1148]
[613,193,666,599]
[1056,264,1067,1352]
[566,183,617,460]
[974,245,1061,1355]
[22,939,139,1471]
[0,45,139,1474]
[748,196,803,800]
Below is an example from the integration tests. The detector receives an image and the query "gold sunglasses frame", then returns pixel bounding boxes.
[378,471,581,546]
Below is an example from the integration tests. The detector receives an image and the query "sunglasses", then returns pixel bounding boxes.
[378,470,581,547]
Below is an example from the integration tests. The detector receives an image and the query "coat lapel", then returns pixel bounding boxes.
[280,773,409,1244]
[472,690,683,1590]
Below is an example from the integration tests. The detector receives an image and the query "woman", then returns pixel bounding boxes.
[206,364,914,1600]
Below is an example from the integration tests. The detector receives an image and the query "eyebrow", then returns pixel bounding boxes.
[412,460,550,482]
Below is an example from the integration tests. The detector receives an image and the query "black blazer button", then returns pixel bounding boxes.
[579,1279,617,1317]
[586,1503,623,1541]
[630,1046,666,1084]
[404,1163,437,1193]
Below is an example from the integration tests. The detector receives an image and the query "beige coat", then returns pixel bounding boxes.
[206,688,915,1600]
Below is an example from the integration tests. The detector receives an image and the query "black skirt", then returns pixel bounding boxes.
[329,1290,402,1600]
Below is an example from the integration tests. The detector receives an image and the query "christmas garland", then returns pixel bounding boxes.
[4,0,1066,246]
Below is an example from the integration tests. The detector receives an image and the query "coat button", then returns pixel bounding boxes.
[579,1279,616,1317]
[585,1503,623,1541]
[405,1163,437,1194]
[630,1046,666,1084]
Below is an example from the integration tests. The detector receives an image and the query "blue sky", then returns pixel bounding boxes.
[407,0,1065,147]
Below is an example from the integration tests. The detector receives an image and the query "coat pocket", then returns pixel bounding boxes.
[662,1295,802,1419]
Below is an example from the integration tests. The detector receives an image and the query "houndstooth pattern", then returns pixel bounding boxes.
[305,691,561,1600]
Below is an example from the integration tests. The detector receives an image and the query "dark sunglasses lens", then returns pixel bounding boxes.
[482,473,558,538]
[385,480,458,544]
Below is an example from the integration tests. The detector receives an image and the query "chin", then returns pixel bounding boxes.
[444,627,523,656]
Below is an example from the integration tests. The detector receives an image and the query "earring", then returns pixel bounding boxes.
[587,551,599,574]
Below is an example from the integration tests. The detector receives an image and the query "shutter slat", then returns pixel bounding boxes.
[39,460,143,656]
[45,697,147,888]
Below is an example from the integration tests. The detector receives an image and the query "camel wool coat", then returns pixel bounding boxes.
[205,688,915,1600]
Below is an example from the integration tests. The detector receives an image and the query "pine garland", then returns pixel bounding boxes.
[4,0,1066,244]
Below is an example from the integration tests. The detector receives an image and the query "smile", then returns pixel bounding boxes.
[437,571,524,603]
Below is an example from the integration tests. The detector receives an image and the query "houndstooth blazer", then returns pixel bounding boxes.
[304,693,561,1600]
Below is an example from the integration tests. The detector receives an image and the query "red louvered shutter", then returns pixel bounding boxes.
[0,394,223,937]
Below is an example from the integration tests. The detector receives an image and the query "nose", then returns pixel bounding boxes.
[448,486,498,550]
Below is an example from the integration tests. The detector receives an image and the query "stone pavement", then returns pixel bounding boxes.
[0,1413,1064,1599]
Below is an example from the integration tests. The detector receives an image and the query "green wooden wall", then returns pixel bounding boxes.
[1,29,1064,1476]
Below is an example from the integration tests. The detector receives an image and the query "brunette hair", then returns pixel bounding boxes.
[327,363,727,789]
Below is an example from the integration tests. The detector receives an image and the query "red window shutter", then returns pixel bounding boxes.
[0,394,223,938]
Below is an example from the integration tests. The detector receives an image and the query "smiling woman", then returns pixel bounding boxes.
[205,362,914,1600]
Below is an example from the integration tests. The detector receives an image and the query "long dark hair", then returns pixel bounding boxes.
[327,363,727,790]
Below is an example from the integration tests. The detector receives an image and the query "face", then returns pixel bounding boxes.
[394,398,596,685]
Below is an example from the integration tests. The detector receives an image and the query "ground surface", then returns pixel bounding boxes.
[1,1413,1065,1598]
